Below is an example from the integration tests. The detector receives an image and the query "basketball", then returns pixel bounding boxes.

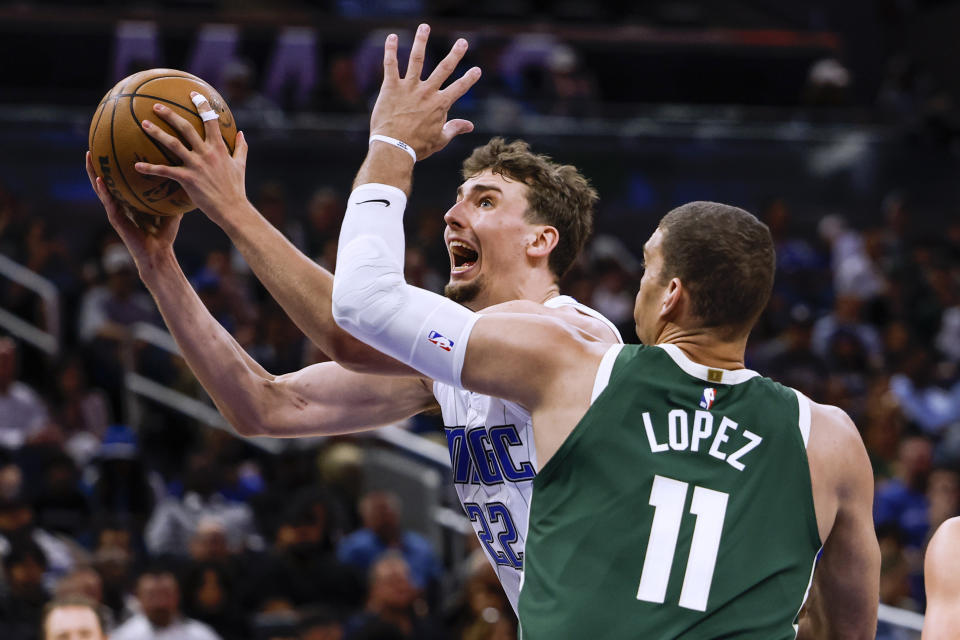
[88,68,237,217]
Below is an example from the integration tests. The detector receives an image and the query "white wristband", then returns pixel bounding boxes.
[369,134,417,162]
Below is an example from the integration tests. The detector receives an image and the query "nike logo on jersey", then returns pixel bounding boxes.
[356,198,390,207]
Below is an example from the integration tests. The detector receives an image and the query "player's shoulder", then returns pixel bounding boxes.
[808,399,859,440]
[806,399,871,485]
[928,517,960,561]
[479,298,619,343]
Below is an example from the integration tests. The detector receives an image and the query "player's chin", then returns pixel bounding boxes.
[444,277,484,304]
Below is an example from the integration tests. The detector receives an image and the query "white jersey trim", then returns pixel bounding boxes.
[655,343,760,385]
[794,389,811,448]
[591,344,624,404]
[793,545,822,637]
[544,295,624,343]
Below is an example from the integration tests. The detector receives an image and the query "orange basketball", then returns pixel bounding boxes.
[88,68,237,217]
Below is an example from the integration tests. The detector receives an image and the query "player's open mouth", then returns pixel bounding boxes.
[449,239,480,276]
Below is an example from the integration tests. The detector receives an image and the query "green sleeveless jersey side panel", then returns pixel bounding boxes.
[518,344,821,639]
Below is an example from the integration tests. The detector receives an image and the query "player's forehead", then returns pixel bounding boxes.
[456,169,527,200]
[643,228,665,258]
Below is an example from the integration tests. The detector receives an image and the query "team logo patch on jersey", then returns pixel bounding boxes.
[699,387,717,410]
[427,330,454,351]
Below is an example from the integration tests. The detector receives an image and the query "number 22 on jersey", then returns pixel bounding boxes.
[636,474,729,612]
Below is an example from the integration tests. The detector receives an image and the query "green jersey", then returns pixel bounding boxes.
[518,343,821,639]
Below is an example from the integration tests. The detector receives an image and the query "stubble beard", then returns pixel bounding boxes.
[444,274,487,306]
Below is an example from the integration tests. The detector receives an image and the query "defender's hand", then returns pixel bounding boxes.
[132,94,249,226]
[86,151,181,270]
[370,23,481,161]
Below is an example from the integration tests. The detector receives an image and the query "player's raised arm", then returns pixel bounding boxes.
[922,517,960,639]
[87,153,436,438]
[796,403,879,640]
[331,25,607,461]
[129,70,409,375]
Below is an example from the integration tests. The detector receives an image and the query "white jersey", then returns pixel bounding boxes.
[433,296,623,612]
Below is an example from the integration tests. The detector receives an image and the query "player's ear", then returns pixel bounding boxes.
[659,277,683,321]
[526,225,559,259]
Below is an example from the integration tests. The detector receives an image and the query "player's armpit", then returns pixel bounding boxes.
[461,313,606,413]
[238,363,437,438]
[799,405,879,640]
[922,517,960,640]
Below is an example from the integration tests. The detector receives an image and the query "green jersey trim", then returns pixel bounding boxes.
[656,343,761,384]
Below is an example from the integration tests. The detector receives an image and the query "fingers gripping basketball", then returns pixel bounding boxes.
[88,68,237,217]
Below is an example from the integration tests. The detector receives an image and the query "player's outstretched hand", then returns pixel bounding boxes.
[86,150,181,268]
[132,94,249,227]
[370,23,481,160]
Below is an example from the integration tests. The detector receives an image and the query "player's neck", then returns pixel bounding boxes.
[468,272,560,310]
[655,325,748,371]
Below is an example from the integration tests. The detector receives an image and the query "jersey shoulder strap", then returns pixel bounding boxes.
[545,295,624,344]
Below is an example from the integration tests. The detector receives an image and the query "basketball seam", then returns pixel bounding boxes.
[89,101,107,151]
[109,97,167,216]
[127,95,184,167]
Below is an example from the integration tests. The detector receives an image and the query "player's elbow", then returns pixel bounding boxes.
[331,267,406,342]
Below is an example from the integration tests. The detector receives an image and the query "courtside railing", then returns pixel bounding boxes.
[0,253,60,356]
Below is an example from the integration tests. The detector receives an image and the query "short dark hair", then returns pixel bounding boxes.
[462,138,597,279]
[658,201,775,336]
[41,596,107,638]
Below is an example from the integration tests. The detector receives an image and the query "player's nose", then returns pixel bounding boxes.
[443,201,467,230]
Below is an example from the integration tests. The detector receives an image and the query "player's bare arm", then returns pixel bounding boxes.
[797,402,880,639]
[129,80,410,375]
[86,153,436,437]
[922,517,960,640]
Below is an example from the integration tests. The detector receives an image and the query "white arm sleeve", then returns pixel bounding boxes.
[332,183,479,387]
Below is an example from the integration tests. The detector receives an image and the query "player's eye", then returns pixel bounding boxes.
[479,197,494,208]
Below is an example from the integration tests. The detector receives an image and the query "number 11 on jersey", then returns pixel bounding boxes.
[636,474,729,612]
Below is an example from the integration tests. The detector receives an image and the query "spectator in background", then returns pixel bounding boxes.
[299,606,345,640]
[322,54,367,114]
[51,354,110,467]
[181,560,248,639]
[875,435,934,550]
[345,552,443,640]
[190,250,257,336]
[543,45,598,118]
[338,491,441,595]
[0,535,50,640]
[888,348,960,436]
[811,295,884,369]
[145,452,258,557]
[219,59,285,130]
[90,519,138,623]
[304,188,343,265]
[89,425,155,536]
[0,492,76,590]
[0,336,49,449]
[446,550,517,640]
[253,491,364,611]
[31,450,91,540]
[111,564,222,640]
[53,565,116,633]
[77,243,158,417]
[41,596,109,640]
